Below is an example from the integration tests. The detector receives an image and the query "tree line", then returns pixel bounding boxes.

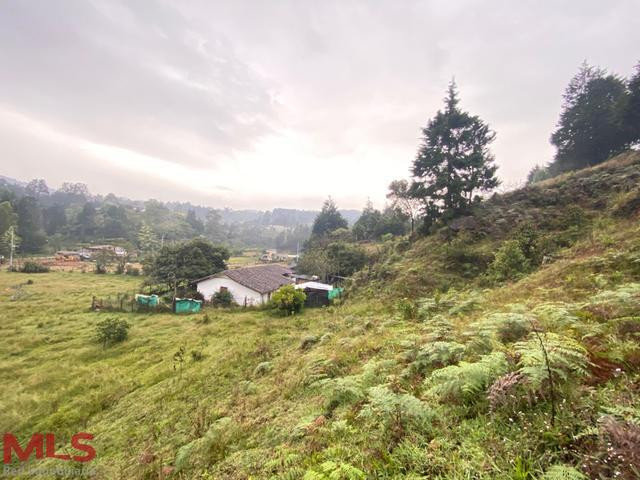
[297,60,639,281]
[0,180,318,258]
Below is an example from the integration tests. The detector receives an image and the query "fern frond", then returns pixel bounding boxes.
[540,464,587,480]
[515,333,588,389]
[425,351,509,404]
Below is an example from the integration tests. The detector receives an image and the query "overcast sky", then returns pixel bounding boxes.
[0,1,638,209]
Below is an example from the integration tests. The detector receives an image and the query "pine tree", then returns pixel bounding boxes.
[311,198,348,237]
[623,61,640,146]
[411,80,499,224]
[550,62,629,173]
[352,200,382,240]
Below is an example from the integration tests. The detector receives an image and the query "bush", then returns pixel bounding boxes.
[212,289,234,307]
[125,264,140,276]
[95,318,130,347]
[270,285,306,316]
[488,240,530,282]
[20,261,49,273]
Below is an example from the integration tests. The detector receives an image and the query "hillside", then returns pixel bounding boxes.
[1,152,639,479]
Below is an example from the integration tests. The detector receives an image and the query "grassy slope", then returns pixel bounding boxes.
[1,153,639,479]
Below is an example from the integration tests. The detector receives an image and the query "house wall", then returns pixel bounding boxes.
[196,276,268,306]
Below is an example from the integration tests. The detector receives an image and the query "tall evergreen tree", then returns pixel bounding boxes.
[623,61,640,146]
[311,198,348,237]
[411,81,498,223]
[352,200,382,241]
[550,62,629,173]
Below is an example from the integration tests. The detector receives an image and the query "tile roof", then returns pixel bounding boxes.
[220,264,293,294]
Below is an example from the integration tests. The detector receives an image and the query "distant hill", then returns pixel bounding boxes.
[0,174,360,227]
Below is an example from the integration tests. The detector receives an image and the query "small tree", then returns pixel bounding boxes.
[488,240,530,282]
[270,285,306,316]
[94,250,112,274]
[387,179,421,234]
[95,318,130,348]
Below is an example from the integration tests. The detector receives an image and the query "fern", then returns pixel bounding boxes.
[321,360,395,413]
[421,314,455,341]
[532,303,580,330]
[417,289,483,319]
[466,312,531,350]
[404,341,466,376]
[540,465,587,480]
[358,385,432,441]
[424,351,509,404]
[303,461,366,480]
[515,333,588,389]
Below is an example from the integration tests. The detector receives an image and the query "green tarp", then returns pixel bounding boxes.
[174,298,202,313]
[135,294,159,307]
[328,287,344,300]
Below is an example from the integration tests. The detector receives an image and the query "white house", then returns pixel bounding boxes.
[195,264,294,306]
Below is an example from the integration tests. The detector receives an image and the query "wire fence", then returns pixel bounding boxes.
[90,292,173,313]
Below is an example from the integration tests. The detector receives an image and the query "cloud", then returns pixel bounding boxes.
[0,0,638,209]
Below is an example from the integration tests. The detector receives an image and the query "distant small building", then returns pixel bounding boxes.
[195,264,294,306]
[86,245,128,257]
[288,273,319,284]
[294,281,334,307]
[260,249,289,262]
[55,251,81,261]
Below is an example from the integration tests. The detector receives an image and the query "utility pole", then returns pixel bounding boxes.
[9,226,14,270]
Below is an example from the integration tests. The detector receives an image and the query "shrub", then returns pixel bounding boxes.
[95,318,130,347]
[488,240,530,282]
[396,297,417,320]
[94,255,109,274]
[300,335,319,351]
[254,361,273,377]
[190,349,204,361]
[270,285,306,316]
[211,289,234,307]
[125,264,140,276]
[20,261,49,273]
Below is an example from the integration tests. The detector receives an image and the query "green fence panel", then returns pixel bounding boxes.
[135,294,159,307]
[174,298,202,313]
[328,287,344,300]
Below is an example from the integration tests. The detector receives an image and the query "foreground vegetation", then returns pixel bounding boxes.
[2,154,639,479]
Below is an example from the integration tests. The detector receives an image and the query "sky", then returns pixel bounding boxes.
[0,1,638,210]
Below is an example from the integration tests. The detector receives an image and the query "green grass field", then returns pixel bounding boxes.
[1,155,639,479]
